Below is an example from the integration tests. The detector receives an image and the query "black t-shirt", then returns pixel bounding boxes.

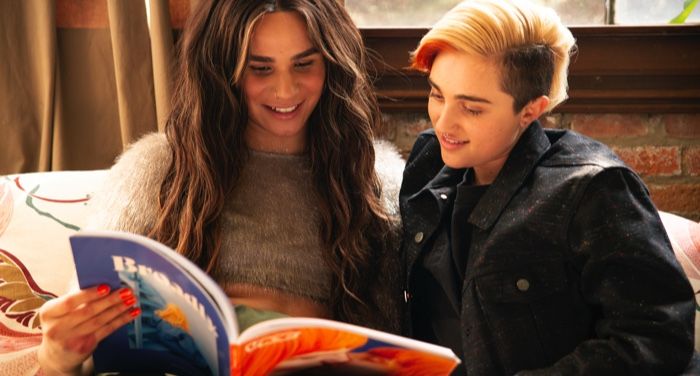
[451,173,489,280]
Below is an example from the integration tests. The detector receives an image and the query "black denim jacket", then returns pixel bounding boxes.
[400,122,695,375]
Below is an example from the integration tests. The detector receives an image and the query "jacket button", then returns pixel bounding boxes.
[403,290,412,303]
[439,193,448,200]
[516,278,530,292]
[414,232,424,243]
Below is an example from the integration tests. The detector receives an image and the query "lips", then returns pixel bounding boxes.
[271,104,299,113]
[441,133,467,145]
[264,102,303,120]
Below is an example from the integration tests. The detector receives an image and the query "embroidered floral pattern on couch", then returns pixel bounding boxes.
[0,170,106,375]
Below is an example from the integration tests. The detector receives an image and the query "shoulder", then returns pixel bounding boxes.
[542,128,627,170]
[113,132,171,170]
[530,130,655,224]
[86,133,171,232]
[373,139,405,218]
[102,132,171,195]
[400,129,444,198]
[406,129,439,164]
[405,129,442,170]
[534,129,640,196]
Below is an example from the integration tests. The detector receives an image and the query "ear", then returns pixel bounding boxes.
[518,95,550,128]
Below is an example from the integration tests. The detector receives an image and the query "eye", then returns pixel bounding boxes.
[294,60,314,70]
[248,65,272,75]
[464,107,482,116]
[429,90,444,101]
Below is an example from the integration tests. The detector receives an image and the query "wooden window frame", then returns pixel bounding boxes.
[362,25,700,113]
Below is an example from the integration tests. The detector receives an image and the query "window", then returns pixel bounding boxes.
[346,0,699,26]
[616,0,700,24]
[346,0,606,26]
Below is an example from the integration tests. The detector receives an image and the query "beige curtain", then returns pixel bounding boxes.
[0,0,176,174]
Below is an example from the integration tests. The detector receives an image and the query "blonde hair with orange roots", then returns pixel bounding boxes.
[411,0,576,113]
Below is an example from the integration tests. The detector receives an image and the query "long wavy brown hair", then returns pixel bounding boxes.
[148,0,391,326]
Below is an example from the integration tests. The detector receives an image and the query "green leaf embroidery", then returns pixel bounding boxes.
[25,185,80,231]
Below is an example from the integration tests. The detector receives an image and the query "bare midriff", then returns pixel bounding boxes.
[223,283,330,318]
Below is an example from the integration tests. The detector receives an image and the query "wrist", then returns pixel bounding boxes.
[37,345,86,376]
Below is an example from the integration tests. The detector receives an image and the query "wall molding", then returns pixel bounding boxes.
[362,25,700,113]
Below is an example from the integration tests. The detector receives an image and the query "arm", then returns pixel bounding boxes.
[521,168,695,375]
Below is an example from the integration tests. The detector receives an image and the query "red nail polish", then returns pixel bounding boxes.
[129,307,141,317]
[97,284,110,296]
[123,297,137,306]
[119,289,133,300]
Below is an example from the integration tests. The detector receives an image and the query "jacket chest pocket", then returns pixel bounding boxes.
[471,258,585,370]
[475,258,568,303]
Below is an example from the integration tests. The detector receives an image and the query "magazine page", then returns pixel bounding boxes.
[234,317,459,376]
[70,230,237,376]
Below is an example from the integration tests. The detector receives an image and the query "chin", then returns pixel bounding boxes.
[444,162,469,170]
[440,152,469,170]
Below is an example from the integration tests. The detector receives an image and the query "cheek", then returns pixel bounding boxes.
[427,100,441,126]
[241,76,267,103]
[305,63,326,96]
[305,73,325,98]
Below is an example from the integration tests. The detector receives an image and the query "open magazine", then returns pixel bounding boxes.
[70,230,460,376]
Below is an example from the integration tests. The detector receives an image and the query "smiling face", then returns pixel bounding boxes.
[428,49,546,185]
[242,11,326,154]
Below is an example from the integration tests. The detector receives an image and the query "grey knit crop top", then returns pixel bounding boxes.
[212,150,331,303]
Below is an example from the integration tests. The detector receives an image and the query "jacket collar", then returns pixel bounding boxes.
[469,121,551,229]
[408,164,465,202]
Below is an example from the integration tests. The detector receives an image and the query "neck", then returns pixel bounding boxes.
[244,132,306,155]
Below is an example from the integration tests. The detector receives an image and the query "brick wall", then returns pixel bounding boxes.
[383,112,700,221]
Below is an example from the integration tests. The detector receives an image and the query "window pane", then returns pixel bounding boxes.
[536,0,607,25]
[345,0,607,27]
[346,0,461,27]
[615,0,700,24]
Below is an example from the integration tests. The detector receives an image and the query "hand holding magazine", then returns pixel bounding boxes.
[70,230,460,376]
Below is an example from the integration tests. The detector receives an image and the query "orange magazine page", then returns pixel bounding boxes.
[230,317,460,376]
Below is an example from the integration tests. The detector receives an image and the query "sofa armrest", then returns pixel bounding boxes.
[0,170,106,374]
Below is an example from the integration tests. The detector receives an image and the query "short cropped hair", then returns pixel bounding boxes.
[411,0,576,113]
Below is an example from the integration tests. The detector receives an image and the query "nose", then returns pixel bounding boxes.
[274,72,298,100]
[432,102,458,134]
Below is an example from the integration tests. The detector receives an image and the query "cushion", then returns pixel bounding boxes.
[0,170,106,375]
[659,211,700,350]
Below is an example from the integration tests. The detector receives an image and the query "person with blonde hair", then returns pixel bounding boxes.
[37,0,405,374]
[400,0,696,374]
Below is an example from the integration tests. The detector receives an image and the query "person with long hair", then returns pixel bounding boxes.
[37,1,404,374]
[400,0,696,374]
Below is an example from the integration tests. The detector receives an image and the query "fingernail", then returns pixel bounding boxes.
[119,288,133,300]
[123,297,137,307]
[129,307,141,317]
[97,284,110,296]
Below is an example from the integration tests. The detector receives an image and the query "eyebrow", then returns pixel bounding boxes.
[249,47,319,63]
[428,78,492,104]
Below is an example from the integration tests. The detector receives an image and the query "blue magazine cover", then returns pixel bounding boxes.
[70,230,238,376]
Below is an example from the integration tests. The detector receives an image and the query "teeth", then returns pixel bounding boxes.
[272,105,298,113]
[443,134,464,144]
